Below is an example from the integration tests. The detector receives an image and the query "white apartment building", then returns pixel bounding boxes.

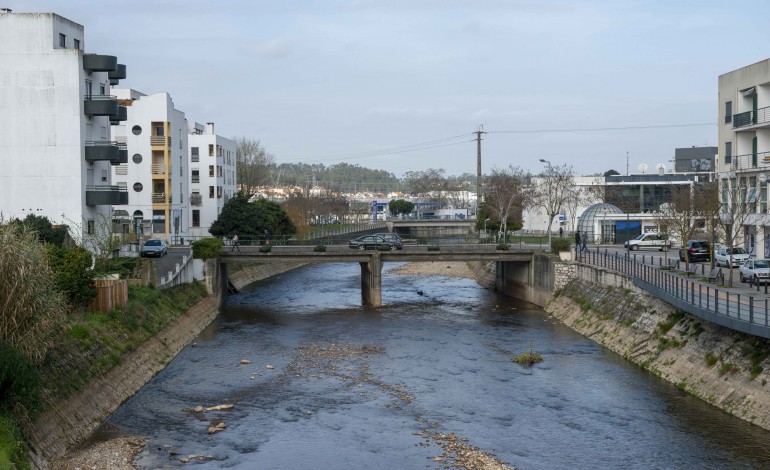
[111,89,188,241]
[718,59,770,257]
[0,11,128,243]
[187,122,236,238]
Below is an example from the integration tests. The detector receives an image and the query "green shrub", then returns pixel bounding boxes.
[704,352,717,367]
[313,245,327,252]
[550,237,571,253]
[259,244,272,253]
[45,245,96,308]
[192,237,223,259]
[0,342,42,419]
[94,256,141,279]
[496,243,509,251]
[751,365,764,380]
[0,412,29,470]
[513,351,544,367]
[427,245,441,252]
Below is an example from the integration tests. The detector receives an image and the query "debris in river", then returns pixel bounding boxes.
[205,403,234,411]
[240,359,252,364]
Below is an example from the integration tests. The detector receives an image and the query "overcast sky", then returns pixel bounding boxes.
[17,0,770,178]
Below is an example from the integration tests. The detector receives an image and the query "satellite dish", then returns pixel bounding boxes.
[638,163,648,174]
[656,163,666,175]
[760,174,768,183]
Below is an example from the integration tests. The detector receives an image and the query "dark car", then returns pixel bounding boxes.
[349,235,402,251]
[140,239,168,257]
[374,232,403,243]
[679,240,710,262]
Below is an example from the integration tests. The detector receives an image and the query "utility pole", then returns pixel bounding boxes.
[626,151,629,176]
[475,125,486,212]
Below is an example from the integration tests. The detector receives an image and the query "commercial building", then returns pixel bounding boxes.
[718,59,770,257]
[187,122,236,238]
[0,11,128,245]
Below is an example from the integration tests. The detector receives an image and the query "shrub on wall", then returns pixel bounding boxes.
[192,237,223,259]
[313,245,327,252]
[550,238,571,254]
[46,245,96,308]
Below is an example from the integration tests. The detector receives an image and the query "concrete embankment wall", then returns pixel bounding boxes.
[28,262,304,469]
[548,263,770,431]
[495,253,556,307]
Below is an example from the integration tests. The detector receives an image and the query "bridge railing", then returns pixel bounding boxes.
[579,249,770,339]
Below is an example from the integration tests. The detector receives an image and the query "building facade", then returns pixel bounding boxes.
[111,89,188,241]
[718,59,770,257]
[0,11,128,246]
[187,122,236,238]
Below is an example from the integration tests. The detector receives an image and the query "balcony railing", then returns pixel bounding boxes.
[150,135,170,146]
[85,141,126,164]
[83,54,117,72]
[733,106,770,130]
[152,192,171,204]
[84,95,118,116]
[108,64,126,85]
[191,176,200,183]
[729,150,770,170]
[151,164,166,175]
[115,164,128,175]
[85,185,128,206]
[109,105,128,125]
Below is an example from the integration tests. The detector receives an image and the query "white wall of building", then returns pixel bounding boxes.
[0,12,117,240]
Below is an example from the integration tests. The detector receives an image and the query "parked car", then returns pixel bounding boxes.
[349,235,402,251]
[678,240,710,262]
[374,232,403,243]
[624,232,671,251]
[715,246,750,268]
[140,239,168,257]
[739,259,770,284]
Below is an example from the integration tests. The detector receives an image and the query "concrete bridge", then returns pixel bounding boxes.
[217,245,555,307]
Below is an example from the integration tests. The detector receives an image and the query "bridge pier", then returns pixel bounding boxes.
[360,253,383,307]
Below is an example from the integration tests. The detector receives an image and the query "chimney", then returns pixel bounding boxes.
[206,122,215,134]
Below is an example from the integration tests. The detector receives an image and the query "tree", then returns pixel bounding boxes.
[12,214,68,246]
[45,245,96,308]
[532,164,575,241]
[652,186,701,271]
[403,168,451,198]
[719,175,755,287]
[235,137,275,197]
[389,199,414,218]
[483,166,529,241]
[209,192,295,241]
[603,169,620,177]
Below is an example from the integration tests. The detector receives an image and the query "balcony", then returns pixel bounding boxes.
[150,135,170,147]
[733,106,770,131]
[86,185,128,206]
[190,193,203,206]
[152,193,171,204]
[151,164,166,175]
[109,105,127,125]
[84,95,118,116]
[728,150,770,170]
[85,141,127,164]
[83,54,118,72]
[108,64,126,85]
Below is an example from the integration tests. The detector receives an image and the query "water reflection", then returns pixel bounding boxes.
[100,263,770,469]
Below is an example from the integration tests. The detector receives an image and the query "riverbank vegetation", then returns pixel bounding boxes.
[0,216,207,467]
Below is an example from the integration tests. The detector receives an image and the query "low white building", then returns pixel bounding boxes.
[187,122,236,238]
[111,88,188,241]
[0,11,128,245]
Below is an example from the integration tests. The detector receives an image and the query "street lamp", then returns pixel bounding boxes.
[539,158,552,248]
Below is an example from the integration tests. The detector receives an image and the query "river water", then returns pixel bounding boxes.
[99,263,770,469]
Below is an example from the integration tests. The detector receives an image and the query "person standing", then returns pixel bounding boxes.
[264,229,271,245]
[559,226,564,238]
[581,231,589,253]
[575,230,581,255]
[231,233,240,252]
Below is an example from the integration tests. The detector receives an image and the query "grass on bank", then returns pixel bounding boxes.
[0,412,29,470]
[40,281,208,405]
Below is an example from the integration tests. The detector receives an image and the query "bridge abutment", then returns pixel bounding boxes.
[360,253,383,307]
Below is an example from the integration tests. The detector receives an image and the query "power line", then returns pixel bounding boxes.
[487,123,717,134]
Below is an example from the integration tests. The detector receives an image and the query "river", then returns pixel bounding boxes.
[97,262,770,469]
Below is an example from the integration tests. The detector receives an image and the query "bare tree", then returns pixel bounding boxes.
[484,165,529,241]
[652,186,701,271]
[532,163,575,242]
[235,137,275,198]
[719,175,754,287]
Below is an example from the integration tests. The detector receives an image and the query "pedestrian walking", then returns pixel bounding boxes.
[580,231,589,253]
[231,233,240,252]
[264,229,271,245]
[559,226,564,238]
[574,230,581,255]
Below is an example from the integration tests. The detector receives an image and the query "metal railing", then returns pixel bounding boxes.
[580,250,770,339]
[152,192,170,203]
[733,106,770,129]
[150,136,170,146]
[729,150,770,170]
[151,164,166,175]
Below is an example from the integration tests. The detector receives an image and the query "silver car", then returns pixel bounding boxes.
[739,259,770,284]
[715,246,749,268]
[140,239,168,257]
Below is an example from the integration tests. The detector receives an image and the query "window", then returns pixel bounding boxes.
[99,83,105,95]
[59,33,66,48]
[155,125,164,136]
[100,126,107,139]
[209,186,215,198]
[217,186,222,198]
[725,101,732,124]
[191,147,199,162]
[191,169,200,183]
[192,210,200,227]
[132,153,142,164]
[101,170,108,182]
[217,165,223,177]
[725,142,732,164]
[209,165,215,177]
[209,144,214,156]
[74,38,80,50]
[132,125,142,135]
[84,80,92,98]
[133,182,143,192]
[87,219,95,234]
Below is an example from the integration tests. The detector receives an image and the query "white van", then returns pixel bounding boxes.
[624,232,671,251]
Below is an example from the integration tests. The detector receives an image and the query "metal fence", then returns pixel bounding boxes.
[580,250,770,339]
